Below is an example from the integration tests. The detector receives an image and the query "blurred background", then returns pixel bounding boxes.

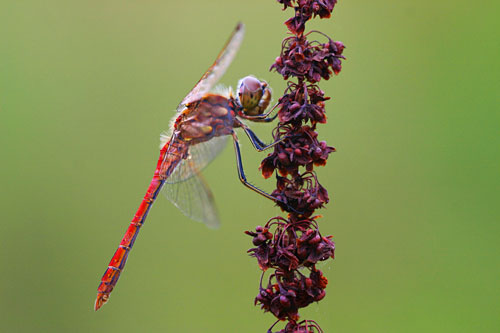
[0,0,498,332]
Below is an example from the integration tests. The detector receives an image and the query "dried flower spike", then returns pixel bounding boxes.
[246,1,345,331]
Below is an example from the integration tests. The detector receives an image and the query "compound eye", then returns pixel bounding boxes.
[238,76,264,111]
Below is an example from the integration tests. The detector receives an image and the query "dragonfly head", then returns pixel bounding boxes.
[237,76,271,116]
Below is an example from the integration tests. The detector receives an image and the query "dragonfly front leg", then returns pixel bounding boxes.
[240,113,278,123]
[238,102,279,121]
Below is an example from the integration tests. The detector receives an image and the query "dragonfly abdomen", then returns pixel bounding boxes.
[95,137,187,310]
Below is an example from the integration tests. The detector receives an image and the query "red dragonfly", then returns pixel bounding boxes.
[95,23,283,310]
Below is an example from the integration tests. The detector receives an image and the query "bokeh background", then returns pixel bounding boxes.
[1,0,498,332]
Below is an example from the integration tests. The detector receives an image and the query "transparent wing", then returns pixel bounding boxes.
[163,160,220,229]
[177,23,245,112]
[166,135,228,184]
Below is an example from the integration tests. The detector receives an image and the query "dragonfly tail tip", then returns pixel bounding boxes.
[94,294,108,311]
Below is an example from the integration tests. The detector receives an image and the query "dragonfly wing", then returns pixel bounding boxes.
[177,23,245,112]
[166,135,228,184]
[163,160,220,229]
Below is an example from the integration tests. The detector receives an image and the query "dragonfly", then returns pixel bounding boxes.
[94,23,284,310]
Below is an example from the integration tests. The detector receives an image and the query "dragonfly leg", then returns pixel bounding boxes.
[247,113,278,123]
[240,125,283,152]
[231,131,303,215]
[231,131,277,201]
[240,112,278,123]
[240,101,279,120]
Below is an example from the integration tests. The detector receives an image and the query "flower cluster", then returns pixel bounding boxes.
[255,268,329,321]
[247,217,332,323]
[246,216,335,272]
[246,1,344,332]
[272,173,330,217]
[260,126,335,179]
[278,0,339,35]
[276,83,330,125]
[271,36,345,83]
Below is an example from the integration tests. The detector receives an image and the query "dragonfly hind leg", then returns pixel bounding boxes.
[238,124,284,152]
[231,131,299,214]
[231,131,276,202]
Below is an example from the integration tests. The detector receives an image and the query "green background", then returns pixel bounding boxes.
[1,0,498,332]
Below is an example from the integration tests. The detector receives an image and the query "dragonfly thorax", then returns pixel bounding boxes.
[176,94,236,144]
[237,76,271,116]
